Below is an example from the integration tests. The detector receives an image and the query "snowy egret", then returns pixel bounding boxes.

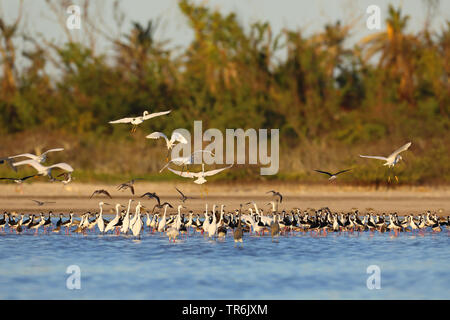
[13,159,73,180]
[168,164,233,185]
[158,150,214,173]
[109,110,171,133]
[359,142,411,168]
[146,131,188,161]
[9,148,64,164]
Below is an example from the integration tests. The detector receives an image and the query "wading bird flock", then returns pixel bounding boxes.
[0,108,439,243]
[0,191,448,243]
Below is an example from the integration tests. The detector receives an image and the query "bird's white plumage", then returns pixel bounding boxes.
[159,150,215,172]
[360,142,411,167]
[168,164,232,184]
[13,159,73,177]
[146,131,188,150]
[9,148,64,163]
[109,110,171,126]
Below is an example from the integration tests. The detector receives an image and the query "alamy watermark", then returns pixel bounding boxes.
[366,5,381,30]
[66,5,81,30]
[66,265,81,290]
[169,121,279,175]
[366,265,381,290]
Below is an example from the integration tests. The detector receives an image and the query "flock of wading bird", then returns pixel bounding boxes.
[0,192,449,243]
[1,109,447,243]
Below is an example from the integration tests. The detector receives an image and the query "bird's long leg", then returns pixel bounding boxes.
[131,125,137,134]
[166,149,170,162]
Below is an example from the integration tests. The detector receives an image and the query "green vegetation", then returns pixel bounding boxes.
[0,1,448,185]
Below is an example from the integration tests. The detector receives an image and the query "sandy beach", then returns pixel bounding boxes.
[0,182,448,216]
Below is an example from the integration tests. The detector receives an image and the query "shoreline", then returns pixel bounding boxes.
[0,182,448,216]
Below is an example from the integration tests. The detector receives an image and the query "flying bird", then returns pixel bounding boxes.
[151,202,173,213]
[31,199,56,206]
[117,179,143,195]
[314,169,352,181]
[266,190,283,203]
[90,189,112,199]
[140,192,161,206]
[146,132,188,150]
[159,150,215,172]
[9,148,64,164]
[0,174,39,184]
[359,142,412,168]
[12,159,73,180]
[146,131,188,161]
[168,164,233,185]
[109,110,171,133]
[56,172,72,184]
[175,187,197,203]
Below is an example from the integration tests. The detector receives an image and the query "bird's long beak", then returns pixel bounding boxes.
[104,202,111,206]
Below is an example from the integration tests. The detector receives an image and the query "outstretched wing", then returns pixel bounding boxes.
[42,148,64,156]
[175,187,185,198]
[49,163,74,172]
[13,159,45,172]
[109,117,134,124]
[388,142,412,159]
[168,167,197,178]
[314,170,333,177]
[334,169,352,176]
[203,165,233,177]
[170,132,188,144]
[359,155,388,161]
[146,132,168,142]
[101,190,112,199]
[9,153,37,160]
[142,110,171,120]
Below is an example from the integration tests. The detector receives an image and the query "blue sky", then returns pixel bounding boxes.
[2,0,449,69]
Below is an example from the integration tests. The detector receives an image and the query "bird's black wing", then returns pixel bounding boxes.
[175,187,185,198]
[161,202,173,208]
[21,174,38,181]
[314,170,333,177]
[334,169,352,176]
[277,192,283,203]
[102,190,112,199]
[130,185,135,195]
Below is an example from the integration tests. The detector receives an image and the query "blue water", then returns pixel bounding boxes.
[0,221,449,299]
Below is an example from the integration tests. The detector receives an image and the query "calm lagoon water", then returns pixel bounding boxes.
[1,219,449,299]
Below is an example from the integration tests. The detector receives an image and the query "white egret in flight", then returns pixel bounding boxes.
[9,148,64,164]
[168,164,233,185]
[359,142,411,168]
[109,110,171,133]
[13,159,73,180]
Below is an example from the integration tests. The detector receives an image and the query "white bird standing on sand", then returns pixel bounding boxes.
[9,148,64,164]
[359,142,411,168]
[13,159,73,180]
[168,164,233,185]
[109,110,171,133]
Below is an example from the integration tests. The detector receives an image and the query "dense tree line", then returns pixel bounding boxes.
[0,1,448,184]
